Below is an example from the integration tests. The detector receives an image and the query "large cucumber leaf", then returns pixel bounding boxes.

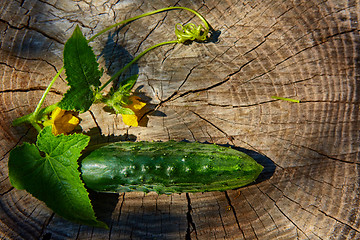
[8,127,107,228]
[59,25,102,112]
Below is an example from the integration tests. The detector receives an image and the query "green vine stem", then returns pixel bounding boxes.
[87,6,210,43]
[271,96,300,103]
[13,67,64,131]
[97,6,210,91]
[33,67,64,116]
[98,40,178,92]
[19,6,210,130]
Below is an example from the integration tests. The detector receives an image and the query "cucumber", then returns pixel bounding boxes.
[80,141,263,194]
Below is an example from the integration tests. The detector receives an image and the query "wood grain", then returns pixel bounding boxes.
[1,0,359,239]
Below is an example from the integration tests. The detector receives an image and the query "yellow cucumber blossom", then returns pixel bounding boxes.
[43,107,80,135]
[122,95,146,127]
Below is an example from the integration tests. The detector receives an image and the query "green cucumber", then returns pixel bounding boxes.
[80,141,263,194]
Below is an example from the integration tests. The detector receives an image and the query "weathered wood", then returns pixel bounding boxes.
[1,0,360,239]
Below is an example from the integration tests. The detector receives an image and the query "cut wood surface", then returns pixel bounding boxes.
[1,0,359,239]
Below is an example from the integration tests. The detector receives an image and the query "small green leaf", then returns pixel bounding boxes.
[111,105,135,115]
[59,25,102,112]
[8,127,107,228]
[12,112,35,126]
[100,75,138,115]
[119,74,138,93]
[271,96,300,103]
[12,104,58,127]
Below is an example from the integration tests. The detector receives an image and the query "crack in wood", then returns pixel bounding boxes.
[318,209,360,234]
[149,61,201,107]
[0,18,64,45]
[161,44,177,64]
[189,110,272,157]
[214,197,228,237]
[256,185,311,239]
[0,105,29,113]
[275,5,295,19]
[88,110,102,135]
[207,45,234,65]
[0,61,35,74]
[37,0,71,12]
[0,87,63,95]
[0,53,66,83]
[133,12,168,56]
[0,186,14,196]
[270,182,317,217]
[13,193,26,206]
[262,202,281,236]
[268,135,358,168]
[312,232,325,240]
[109,193,125,240]
[177,64,200,91]
[244,31,273,55]
[283,73,326,86]
[185,193,197,240]
[243,189,267,230]
[171,109,197,141]
[224,191,246,239]
[39,212,55,240]
[238,27,358,87]
[288,141,358,165]
[1,128,31,162]
[304,171,344,191]
[27,202,41,218]
[75,224,82,240]
[206,99,275,108]
[164,58,255,103]
[189,110,234,144]
[276,162,343,197]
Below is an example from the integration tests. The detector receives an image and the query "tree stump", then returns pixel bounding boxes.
[1,0,359,239]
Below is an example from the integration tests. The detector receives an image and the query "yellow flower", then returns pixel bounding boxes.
[43,107,80,135]
[122,95,146,127]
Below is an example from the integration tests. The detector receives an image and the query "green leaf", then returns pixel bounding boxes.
[111,105,135,115]
[101,76,139,115]
[119,74,138,93]
[8,127,107,228]
[103,88,135,115]
[12,104,57,127]
[59,25,102,112]
[12,112,35,126]
[271,96,300,103]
